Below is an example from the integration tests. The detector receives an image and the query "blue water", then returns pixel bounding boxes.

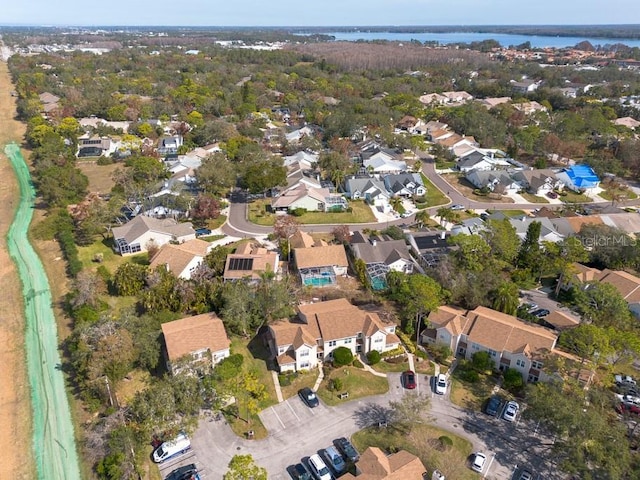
[322,31,640,49]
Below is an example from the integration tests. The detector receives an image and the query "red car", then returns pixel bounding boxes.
[617,402,640,415]
[402,370,416,389]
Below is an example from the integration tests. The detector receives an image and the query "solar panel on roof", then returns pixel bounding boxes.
[228,257,254,271]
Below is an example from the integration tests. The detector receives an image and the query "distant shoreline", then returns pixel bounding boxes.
[0,24,639,40]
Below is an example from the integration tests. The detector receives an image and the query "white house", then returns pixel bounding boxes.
[267,299,401,372]
[363,151,407,174]
[512,169,564,195]
[148,239,211,279]
[112,215,196,255]
[466,170,520,195]
[344,177,391,212]
[161,313,231,375]
[383,173,426,197]
[271,183,347,212]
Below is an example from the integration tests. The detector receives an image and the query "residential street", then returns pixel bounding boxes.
[185,371,564,480]
[222,158,640,238]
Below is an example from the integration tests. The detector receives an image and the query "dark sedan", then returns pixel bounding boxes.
[298,387,319,408]
[531,308,550,318]
[335,437,360,463]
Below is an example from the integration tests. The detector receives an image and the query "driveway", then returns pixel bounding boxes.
[520,288,580,323]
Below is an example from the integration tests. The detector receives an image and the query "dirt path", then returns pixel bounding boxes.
[0,60,35,480]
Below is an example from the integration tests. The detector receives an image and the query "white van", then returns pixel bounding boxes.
[152,433,191,463]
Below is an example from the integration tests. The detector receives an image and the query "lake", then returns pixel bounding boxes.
[321,31,640,49]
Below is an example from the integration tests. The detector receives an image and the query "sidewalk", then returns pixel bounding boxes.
[271,371,284,403]
[312,361,325,391]
[359,355,388,378]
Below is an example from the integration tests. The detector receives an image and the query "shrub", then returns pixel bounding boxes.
[458,368,479,383]
[291,207,307,217]
[278,374,292,386]
[396,330,416,354]
[471,351,495,373]
[503,368,524,392]
[415,349,428,360]
[367,350,381,365]
[332,347,354,367]
[381,347,405,358]
[328,377,343,392]
[352,359,364,368]
[438,436,453,450]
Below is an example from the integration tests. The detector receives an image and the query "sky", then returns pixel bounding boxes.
[2,0,640,27]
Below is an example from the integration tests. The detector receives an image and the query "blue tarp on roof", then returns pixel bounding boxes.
[565,165,600,189]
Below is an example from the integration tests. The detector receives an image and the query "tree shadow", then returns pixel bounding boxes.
[247,333,276,371]
[352,402,395,429]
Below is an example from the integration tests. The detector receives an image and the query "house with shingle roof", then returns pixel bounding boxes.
[478,96,512,109]
[422,305,560,383]
[362,152,407,174]
[271,183,347,213]
[293,244,348,287]
[223,242,280,282]
[149,238,211,279]
[465,170,520,195]
[267,298,400,372]
[344,177,391,212]
[350,231,415,290]
[382,173,426,197]
[112,215,196,255]
[342,447,427,480]
[613,116,640,130]
[508,216,564,243]
[161,312,231,375]
[512,169,564,195]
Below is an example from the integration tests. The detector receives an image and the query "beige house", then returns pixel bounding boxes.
[161,313,231,375]
[293,244,348,287]
[112,215,196,255]
[568,263,640,317]
[223,242,280,282]
[422,305,559,383]
[267,298,401,372]
[342,447,427,480]
[149,238,211,279]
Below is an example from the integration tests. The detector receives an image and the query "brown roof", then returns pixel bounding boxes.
[427,305,470,336]
[161,313,230,361]
[149,239,209,276]
[342,447,426,480]
[294,245,348,269]
[544,311,580,331]
[289,230,317,249]
[223,242,279,280]
[465,306,557,355]
[270,321,318,348]
[563,215,604,234]
[598,269,640,302]
[438,133,463,147]
[572,263,601,283]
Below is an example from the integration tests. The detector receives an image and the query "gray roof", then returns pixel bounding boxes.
[350,234,412,266]
[345,177,389,197]
[383,173,424,194]
[112,215,195,244]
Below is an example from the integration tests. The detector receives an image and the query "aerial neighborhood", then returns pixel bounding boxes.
[5,24,640,480]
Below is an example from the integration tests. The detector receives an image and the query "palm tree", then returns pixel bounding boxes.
[436,206,454,226]
[491,282,520,316]
[331,169,346,192]
[412,159,423,173]
[390,196,403,213]
[415,209,430,228]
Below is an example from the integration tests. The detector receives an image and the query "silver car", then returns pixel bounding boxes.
[503,400,519,422]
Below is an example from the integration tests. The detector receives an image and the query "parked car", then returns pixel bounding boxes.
[307,454,333,480]
[546,191,559,199]
[484,395,503,416]
[194,228,212,237]
[519,470,534,480]
[617,402,640,415]
[503,400,519,422]
[435,373,447,395]
[335,437,359,463]
[530,308,550,318]
[166,464,200,480]
[299,387,319,408]
[471,452,487,473]
[152,433,191,463]
[290,463,312,480]
[615,374,637,387]
[322,446,346,474]
[521,302,538,312]
[402,370,416,389]
[450,204,465,211]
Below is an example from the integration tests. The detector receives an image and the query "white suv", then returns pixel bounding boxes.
[435,374,447,395]
[308,454,332,480]
[471,452,487,472]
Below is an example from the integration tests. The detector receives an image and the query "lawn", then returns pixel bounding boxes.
[77,160,120,194]
[371,357,433,375]
[77,236,149,273]
[561,191,592,203]
[352,423,476,480]
[279,369,318,400]
[600,188,637,201]
[317,366,389,406]
[520,192,549,203]
[248,199,376,226]
[488,209,528,218]
[222,337,279,440]
[449,371,499,411]
[419,173,449,208]
[442,174,514,204]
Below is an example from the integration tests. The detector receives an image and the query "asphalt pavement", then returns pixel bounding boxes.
[187,370,565,480]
